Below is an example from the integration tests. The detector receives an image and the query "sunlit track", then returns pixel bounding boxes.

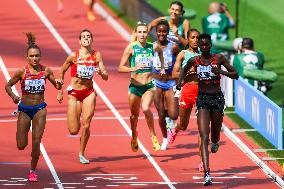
[0,0,282,188]
[26,0,176,188]
[0,56,64,189]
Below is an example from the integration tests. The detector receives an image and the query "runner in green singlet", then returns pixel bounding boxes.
[118,21,166,152]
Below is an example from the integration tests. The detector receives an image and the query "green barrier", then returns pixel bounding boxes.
[243,69,278,82]
[183,9,196,19]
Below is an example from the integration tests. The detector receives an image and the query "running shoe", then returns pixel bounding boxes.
[160,138,168,151]
[79,153,90,164]
[131,138,138,152]
[203,171,212,186]
[167,129,178,144]
[198,162,204,172]
[57,2,63,13]
[151,136,160,151]
[210,142,219,153]
[28,171,38,182]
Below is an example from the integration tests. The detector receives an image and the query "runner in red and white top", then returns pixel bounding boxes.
[57,29,108,164]
[5,32,62,182]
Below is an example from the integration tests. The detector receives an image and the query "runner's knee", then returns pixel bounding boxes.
[200,132,210,143]
[17,142,27,150]
[130,114,138,121]
[69,127,80,135]
[142,107,151,115]
[157,109,166,118]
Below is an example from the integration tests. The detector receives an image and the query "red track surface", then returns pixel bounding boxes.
[0,0,281,188]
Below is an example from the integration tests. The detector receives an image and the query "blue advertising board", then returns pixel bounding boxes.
[234,78,282,149]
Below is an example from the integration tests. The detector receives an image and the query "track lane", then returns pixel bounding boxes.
[0,0,281,188]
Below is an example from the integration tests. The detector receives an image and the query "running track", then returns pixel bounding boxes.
[0,0,281,188]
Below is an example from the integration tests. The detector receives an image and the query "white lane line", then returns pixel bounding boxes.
[194,182,223,184]
[182,172,251,175]
[0,56,63,189]
[26,1,175,188]
[94,4,131,41]
[222,124,284,188]
[113,181,178,184]
[193,176,246,179]
[1,115,197,122]
[0,116,161,123]
[84,174,136,176]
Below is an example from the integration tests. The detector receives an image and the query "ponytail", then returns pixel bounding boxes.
[25,32,41,55]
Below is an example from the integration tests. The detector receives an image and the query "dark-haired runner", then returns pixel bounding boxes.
[5,32,62,182]
[178,33,238,186]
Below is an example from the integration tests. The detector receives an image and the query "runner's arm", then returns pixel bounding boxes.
[118,44,139,72]
[96,52,108,80]
[148,16,166,33]
[172,51,185,79]
[58,52,75,84]
[213,54,239,79]
[177,57,195,89]
[5,68,24,104]
[46,67,62,90]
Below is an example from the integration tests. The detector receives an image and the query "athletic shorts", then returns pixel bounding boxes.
[152,79,176,91]
[128,82,154,97]
[179,83,198,108]
[68,87,95,102]
[18,102,47,119]
[196,92,225,113]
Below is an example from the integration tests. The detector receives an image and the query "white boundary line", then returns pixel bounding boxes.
[0,56,64,189]
[26,0,175,188]
[94,4,131,41]
[222,124,284,188]
[96,0,284,188]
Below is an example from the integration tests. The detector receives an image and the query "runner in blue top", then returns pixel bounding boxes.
[118,21,166,152]
[152,19,180,150]
[148,1,190,49]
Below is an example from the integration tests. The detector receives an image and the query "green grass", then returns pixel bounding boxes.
[102,0,137,28]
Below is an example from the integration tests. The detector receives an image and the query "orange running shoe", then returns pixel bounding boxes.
[57,2,63,13]
[151,136,160,151]
[87,10,96,21]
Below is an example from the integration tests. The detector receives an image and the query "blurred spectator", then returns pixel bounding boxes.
[57,0,96,21]
[148,1,190,49]
[57,0,63,13]
[202,2,235,42]
[233,37,272,93]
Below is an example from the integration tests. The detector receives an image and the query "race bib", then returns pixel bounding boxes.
[153,56,172,70]
[135,55,152,69]
[24,79,45,94]
[77,65,96,79]
[197,65,216,80]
